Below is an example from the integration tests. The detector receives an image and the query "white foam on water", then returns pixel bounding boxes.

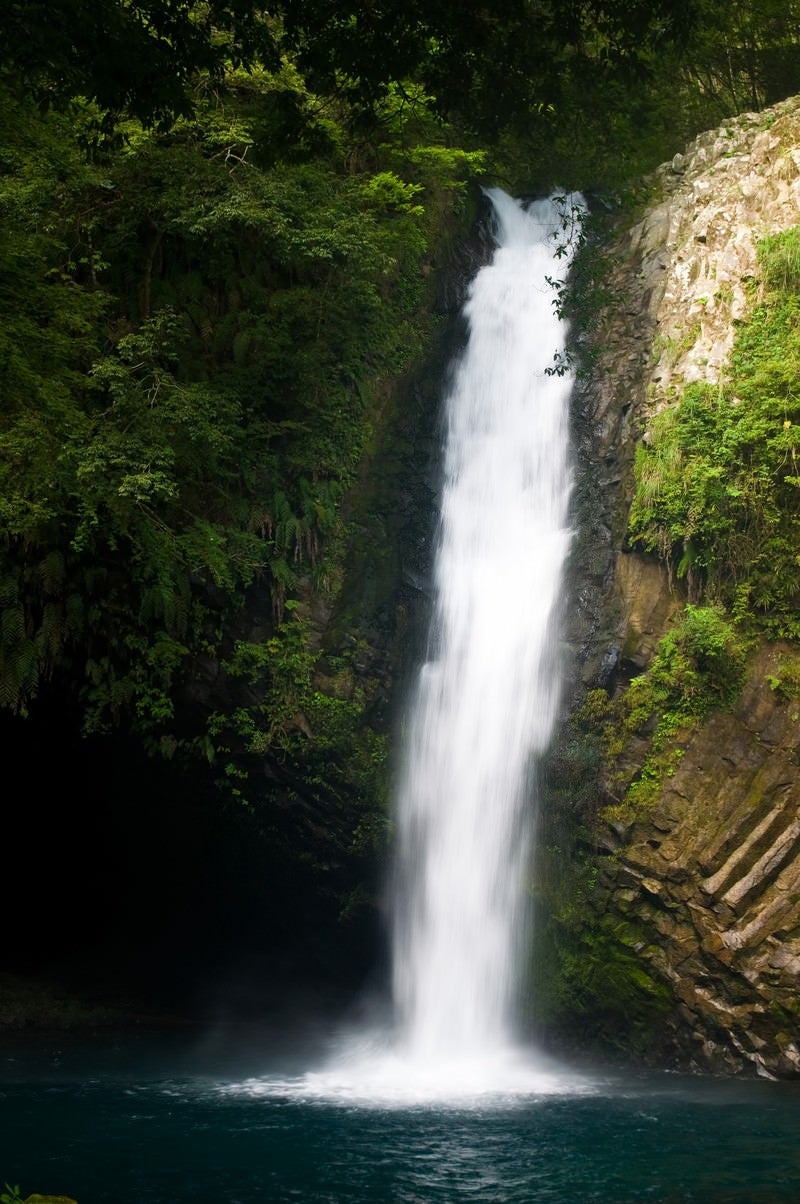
[220,1032,598,1108]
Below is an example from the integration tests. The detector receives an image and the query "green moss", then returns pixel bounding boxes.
[532,914,672,1055]
[768,998,800,1022]
[587,605,749,821]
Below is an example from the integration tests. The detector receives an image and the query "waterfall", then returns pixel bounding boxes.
[389,188,583,1074]
[231,189,587,1103]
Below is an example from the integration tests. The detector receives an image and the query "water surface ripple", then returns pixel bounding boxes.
[2,1036,799,1204]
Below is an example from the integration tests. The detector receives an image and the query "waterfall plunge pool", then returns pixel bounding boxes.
[2,1025,800,1203]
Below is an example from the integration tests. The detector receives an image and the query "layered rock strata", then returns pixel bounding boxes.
[596,644,800,1077]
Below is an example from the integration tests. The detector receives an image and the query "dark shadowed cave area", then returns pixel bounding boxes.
[4,691,383,1029]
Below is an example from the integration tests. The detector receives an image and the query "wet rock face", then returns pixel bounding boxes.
[567,95,800,1076]
[594,645,800,1078]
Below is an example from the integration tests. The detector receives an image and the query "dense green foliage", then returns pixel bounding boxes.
[6,0,799,185]
[1,0,696,141]
[0,72,453,737]
[629,228,800,640]
[681,0,800,113]
[0,59,485,911]
[2,0,278,134]
[485,0,800,187]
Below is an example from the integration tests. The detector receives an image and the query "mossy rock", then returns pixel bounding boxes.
[25,1196,78,1204]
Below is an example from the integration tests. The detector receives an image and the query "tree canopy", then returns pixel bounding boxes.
[2,0,699,135]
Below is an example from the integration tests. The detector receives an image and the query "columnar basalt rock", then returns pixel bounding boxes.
[594,644,800,1077]
[568,96,800,1077]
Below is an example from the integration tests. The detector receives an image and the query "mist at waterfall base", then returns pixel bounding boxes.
[4,191,800,1201]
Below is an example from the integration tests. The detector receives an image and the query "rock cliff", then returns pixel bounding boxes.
[563,96,800,1077]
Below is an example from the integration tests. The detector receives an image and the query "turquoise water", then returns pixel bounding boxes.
[2,1028,799,1203]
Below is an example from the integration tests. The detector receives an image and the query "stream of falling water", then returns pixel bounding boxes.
[227,189,589,1104]
[389,189,582,1078]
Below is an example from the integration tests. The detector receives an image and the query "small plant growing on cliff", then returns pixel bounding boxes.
[588,605,748,819]
[759,225,800,293]
[766,652,800,701]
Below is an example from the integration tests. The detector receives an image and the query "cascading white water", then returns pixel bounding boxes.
[226,189,591,1104]
[390,188,583,1074]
